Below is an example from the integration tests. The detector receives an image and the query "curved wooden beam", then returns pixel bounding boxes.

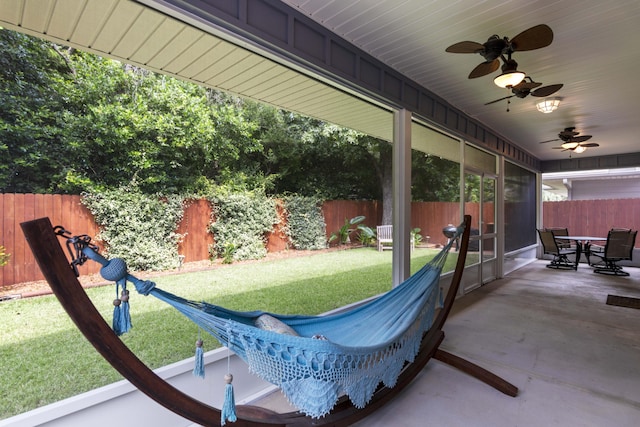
[433,349,518,397]
[21,217,287,427]
[21,214,512,427]
[432,215,519,397]
[434,215,471,332]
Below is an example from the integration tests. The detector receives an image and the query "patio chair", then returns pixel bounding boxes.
[537,229,577,270]
[587,228,630,262]
[545,227,574,250]
[590,228,637,276]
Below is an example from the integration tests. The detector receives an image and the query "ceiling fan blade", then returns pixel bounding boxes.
[446,41,485,53]
[539,138,560,144]
[552,147,569,151]
[580,143,599,148]
[484,95,514,105]
[560,130,579,138]
[512,88,532,98]
[468,59,500,78]
[515,81,542,90]
[571,135,593,143]
[510,24,554,51]
[531,84,563,97]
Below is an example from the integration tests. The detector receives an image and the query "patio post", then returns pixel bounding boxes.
[392,108,412,286]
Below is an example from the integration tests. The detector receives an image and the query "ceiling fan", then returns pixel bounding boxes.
[446,24,553,87]
[485,77,563,110]
[540,127,599,154]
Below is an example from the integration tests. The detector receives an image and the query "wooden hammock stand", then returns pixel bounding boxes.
[21,214,517,427]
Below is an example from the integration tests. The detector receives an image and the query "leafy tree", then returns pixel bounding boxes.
[229,105,384,200]
[0,29,72,193]
[59,55,261,194]
[411,154,460,202]
[0,28,462,208]
[0,30,265,195]
[270,121,382,200]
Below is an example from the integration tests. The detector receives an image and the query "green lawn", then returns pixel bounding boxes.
[0,247,460,419]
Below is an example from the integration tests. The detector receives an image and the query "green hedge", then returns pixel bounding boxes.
[208,192,278,262]
[82,186,185,270]
[82,188,329,268]
[284,195,327,250]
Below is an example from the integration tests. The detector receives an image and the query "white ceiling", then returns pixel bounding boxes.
[281,0,640,161]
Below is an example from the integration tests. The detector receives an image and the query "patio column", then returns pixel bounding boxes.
[392,108,412,287]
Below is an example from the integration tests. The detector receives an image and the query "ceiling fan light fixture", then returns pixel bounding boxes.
[561,142,579,150]
[573,145,587,153]
[536,97,561,113]
[494,70,526,88]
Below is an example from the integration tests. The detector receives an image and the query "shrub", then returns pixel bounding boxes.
[209,192,278,262]
[0,245,9,267]
[82,186,185,271]
[329,216,365,245]
[356,225,376,246]
[283,195,327,250]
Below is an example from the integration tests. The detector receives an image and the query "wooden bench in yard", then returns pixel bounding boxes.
[376,225,415,252]
[377,225,393,251]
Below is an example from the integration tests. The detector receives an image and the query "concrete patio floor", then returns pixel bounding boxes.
[352,260,640,426]
[259,260,640,426]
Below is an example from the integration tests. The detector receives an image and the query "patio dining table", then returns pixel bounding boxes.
[554,236,607,268]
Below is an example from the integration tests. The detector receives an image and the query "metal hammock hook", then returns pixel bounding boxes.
[53,225,99,277]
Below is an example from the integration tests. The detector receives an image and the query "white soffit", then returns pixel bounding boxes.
[0,0,394,141]
[412,123,460,163]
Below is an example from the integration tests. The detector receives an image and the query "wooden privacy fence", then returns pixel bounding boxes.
[0,195,231,288]
[322,200,484,244]
[542,199,640,239]
[1,195,459,288]
[1,194,101,288]
[3,194,640,288]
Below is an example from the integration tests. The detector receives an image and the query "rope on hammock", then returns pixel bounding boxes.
[58,221,464,419]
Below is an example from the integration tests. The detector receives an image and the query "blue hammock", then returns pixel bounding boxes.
[82,223,463,419]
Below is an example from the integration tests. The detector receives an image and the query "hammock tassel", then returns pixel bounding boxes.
[119,285,132,334]
[112,296,123,335]
[193,338,205,379]
[111,281,131,336]
[98,257,130,336]
[221,373,237,426]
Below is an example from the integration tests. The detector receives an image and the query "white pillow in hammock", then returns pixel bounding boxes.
[254,314,299,336]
